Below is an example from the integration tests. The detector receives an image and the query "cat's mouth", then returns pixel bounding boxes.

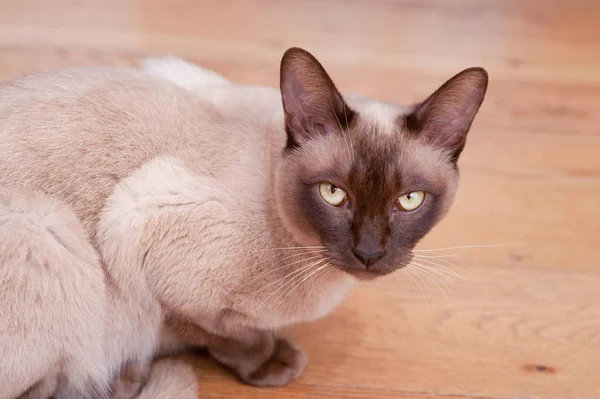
[331,256,409,281]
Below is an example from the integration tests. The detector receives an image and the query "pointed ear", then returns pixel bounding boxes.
[280,47,355,149]
[405,67,488,162]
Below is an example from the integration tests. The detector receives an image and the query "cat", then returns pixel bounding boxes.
[0,47,487,398]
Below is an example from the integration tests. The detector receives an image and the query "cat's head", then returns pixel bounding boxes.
[274,47,487,280]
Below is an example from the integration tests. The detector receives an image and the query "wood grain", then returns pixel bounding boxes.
[1,0,598,398]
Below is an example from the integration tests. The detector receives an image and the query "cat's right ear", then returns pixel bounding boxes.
[405,67,488,163]
[280,47,355,150]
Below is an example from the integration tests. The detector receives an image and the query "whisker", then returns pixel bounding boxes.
[272,261,331,311]
[257,246,327,252]
[408,264,450,298]
[412,262,457,286]
[414,249,468,258]
[312,265,333,290]
[246,257,324,301]
[411,257,470,281]
[410,262,459,287]
[409,266,446,296]
[412,255,472,279]
[413,243,511,253]
[245,252,326,284]
[413,254,461,266]
[328,92,353,162]
[399,268,420,293]
[402,267,429,308]
[343,101,355,160]
[263,259,328,310]
[256,258,329,309]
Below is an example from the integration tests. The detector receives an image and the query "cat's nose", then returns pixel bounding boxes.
[352,247,385,267]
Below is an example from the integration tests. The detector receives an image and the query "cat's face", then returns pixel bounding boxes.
[275,48,487,280]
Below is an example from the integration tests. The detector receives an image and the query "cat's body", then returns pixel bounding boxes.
[0,49,487,398]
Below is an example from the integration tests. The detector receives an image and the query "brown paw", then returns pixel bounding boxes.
[111,362,151,399]
[242,338,308,387]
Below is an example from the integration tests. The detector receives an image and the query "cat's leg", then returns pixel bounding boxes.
[16,376,59,399]
[209,331,308,387]
[0,188,109,399]
[164,315,308,387]
[109,362,152,399]
[135,358,199,399]
[98,157,308,388]
[141,56,231,91]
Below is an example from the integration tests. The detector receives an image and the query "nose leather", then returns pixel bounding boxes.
[352,247,385,267]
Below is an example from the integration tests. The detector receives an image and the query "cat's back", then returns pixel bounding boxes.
[0,66,260,232]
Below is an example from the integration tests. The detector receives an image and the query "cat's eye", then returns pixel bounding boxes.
[319,183,347,206]
[397,191,425,211]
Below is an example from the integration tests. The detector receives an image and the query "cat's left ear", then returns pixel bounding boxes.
[405,67,488,162]
[280,47,355,150]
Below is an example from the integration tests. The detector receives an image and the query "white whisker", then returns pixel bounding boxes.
[412,264,458,284]
[343,101,355,159]
[399,268,420,293]
[402,266,430,308]
[257,258,329,309]
[246,257,325,301]
[413,243,511,253]
[272,262,331,311]
[408,264,450,298]
[328,92,353,162]
[414,249,468,258]
[410,261,460,287]
[257,246,327,252]
[245,251,326,284]
[411,257,470,281]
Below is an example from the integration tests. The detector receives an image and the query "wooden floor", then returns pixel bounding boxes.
[2,1,599,398]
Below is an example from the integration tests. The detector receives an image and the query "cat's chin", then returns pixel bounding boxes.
[334,263,403,281]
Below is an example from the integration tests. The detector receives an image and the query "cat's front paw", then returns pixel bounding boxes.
[110,361,151,399]
[241,338,308,387]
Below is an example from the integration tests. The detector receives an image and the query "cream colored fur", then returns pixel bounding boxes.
[0,59,359,398]
[0,189,107,398]
[136,359,199,399]
[0,51,478,397]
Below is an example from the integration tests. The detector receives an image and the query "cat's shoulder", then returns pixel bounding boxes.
[101,156,231,219]
[141,57,231,90]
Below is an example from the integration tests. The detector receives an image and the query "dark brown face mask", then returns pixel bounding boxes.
[278,47,488,279]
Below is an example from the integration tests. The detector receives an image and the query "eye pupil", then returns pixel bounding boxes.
[319,182,347,207]
[397,191,425,211]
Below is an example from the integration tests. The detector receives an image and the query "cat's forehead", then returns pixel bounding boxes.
[296,97,453,194]
[347,105,454,196]
[344,94,411,137]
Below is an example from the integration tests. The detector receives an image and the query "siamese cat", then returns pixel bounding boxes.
[0,48,487,398]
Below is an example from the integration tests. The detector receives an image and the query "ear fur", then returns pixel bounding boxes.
[280,47,355,150]
[405,67,488,162]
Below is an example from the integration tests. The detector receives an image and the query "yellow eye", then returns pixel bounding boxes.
[397,191,425,211]
[319,183,347,206]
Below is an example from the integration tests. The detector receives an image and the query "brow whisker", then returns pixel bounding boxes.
[328,92,353,163]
